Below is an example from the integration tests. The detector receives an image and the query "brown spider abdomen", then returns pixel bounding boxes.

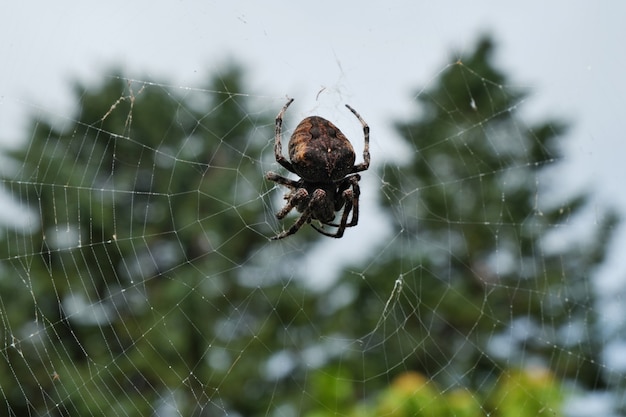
[288,116,356,182]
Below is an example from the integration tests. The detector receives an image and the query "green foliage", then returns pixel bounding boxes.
[311,35,616,400]
[489,368,564,417]
[0,66,281,416]
[305,368,563,417]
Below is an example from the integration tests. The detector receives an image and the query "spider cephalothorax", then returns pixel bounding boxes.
[266,98,370,239]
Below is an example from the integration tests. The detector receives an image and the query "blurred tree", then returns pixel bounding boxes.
[306,35,617,407]
[0,35,619,417]
[0,66,302,416]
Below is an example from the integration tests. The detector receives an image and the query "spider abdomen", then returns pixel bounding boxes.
[288,116,356,182]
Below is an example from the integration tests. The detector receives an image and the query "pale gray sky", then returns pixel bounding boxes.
[2,1,624,200]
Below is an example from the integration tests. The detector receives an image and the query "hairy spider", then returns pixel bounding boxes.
[266,98,370,239]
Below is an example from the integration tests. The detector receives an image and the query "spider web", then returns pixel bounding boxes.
[1,36,625,417]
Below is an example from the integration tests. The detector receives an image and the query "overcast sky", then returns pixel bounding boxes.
[2,2,624,194]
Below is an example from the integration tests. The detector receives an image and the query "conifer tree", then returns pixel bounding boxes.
[322,36,616,395]
[0,67,279,416]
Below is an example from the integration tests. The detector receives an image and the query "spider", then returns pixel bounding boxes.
[266,98,370,239]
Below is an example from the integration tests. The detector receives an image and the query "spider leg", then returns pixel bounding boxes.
[272,188,335,240]
[265,171,301,189]
[311,197,352,238]
[271,192,313,240]
[319,175,361,228]
[266,172,306,221]
[345,178,360,227]
[274,98,297,173]
[271,211,311,240]
[275,188,308,220]
[311,176,360,238]
[345,104,370,174]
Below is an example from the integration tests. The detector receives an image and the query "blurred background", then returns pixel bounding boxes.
[1,2,625,416]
